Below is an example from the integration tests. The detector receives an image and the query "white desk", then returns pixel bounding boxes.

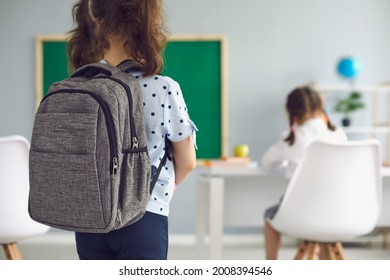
[196,166,390,259]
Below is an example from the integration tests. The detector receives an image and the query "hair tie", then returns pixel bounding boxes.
[323,113,329,124]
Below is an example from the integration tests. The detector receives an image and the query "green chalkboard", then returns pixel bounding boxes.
[35,35,228,160]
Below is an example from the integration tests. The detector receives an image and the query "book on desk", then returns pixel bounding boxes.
[203,157,258,168]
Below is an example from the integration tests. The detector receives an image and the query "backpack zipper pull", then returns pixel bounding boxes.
[132,137,139,149]
[112,157,118,178]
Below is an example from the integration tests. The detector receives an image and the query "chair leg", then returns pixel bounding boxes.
[2,243,22,260]
[381,227,388,249]
[332,242,346,260]
[320,243,336,260]
[294,241,309,260]
[306,242,320,260]
[294,241,321,260]
[319,244,331,260]
[294,241,346,260]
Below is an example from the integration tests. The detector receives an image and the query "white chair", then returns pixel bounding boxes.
[268,139,382,260]
[0,135,50,259]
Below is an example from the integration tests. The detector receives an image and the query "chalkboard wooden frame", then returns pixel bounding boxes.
[35,34,228,159]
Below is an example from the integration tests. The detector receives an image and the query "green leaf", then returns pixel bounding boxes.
[333,91,364,115]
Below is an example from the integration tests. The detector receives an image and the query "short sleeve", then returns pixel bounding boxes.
[163,79,198,148]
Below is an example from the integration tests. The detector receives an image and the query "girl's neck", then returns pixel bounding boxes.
[103,36,130,66]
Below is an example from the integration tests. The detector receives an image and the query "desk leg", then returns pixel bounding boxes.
[209,177,224,260]
[196,177,209,259]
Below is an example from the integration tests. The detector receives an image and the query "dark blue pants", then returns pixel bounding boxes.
[75,211,168,260]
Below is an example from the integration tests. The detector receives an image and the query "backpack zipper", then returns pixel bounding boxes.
[41,89,119,177]
[93,76,139,149]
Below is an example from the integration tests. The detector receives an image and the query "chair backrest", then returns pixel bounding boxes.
[0,135,50,244]
[270,139,381,242]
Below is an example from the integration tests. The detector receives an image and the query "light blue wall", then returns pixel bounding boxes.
[1,0,390,233]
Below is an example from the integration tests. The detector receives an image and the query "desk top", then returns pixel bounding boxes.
[199,166,390,178]
[198,166,282,177]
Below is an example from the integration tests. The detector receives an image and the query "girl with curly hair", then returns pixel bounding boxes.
[68,0,197,260]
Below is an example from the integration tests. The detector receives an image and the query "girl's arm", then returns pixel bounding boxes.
[261,137,288,173]
[172,135,196,185]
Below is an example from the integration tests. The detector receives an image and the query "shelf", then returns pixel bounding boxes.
[315,81,390,160]
[314,84,390,93]
[343,126,390,134]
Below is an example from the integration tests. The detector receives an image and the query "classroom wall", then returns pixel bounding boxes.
[1,0,390,234]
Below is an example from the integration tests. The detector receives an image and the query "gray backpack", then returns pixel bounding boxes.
[29,61,170,233]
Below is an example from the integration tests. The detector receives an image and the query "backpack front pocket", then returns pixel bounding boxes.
[29,112,112,230]
[29,152,109,230]
[31,112,97,155]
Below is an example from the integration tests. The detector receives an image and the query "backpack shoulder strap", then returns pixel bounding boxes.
[116,60,143,73]
[71,63,119,78]
[150,135,172,193]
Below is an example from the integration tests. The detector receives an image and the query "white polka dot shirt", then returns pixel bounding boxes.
[131,71,198,216]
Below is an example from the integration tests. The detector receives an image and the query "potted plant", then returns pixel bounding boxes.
[333,91,364,126]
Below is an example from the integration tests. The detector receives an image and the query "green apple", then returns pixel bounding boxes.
[233,144,250,157]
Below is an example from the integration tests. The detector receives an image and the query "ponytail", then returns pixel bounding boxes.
[284,86,338,146]
[68,0,101,70]
[324,111,336,131]
[284,115,296,146]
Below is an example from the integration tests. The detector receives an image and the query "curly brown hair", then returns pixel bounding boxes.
[68,0,168,76]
